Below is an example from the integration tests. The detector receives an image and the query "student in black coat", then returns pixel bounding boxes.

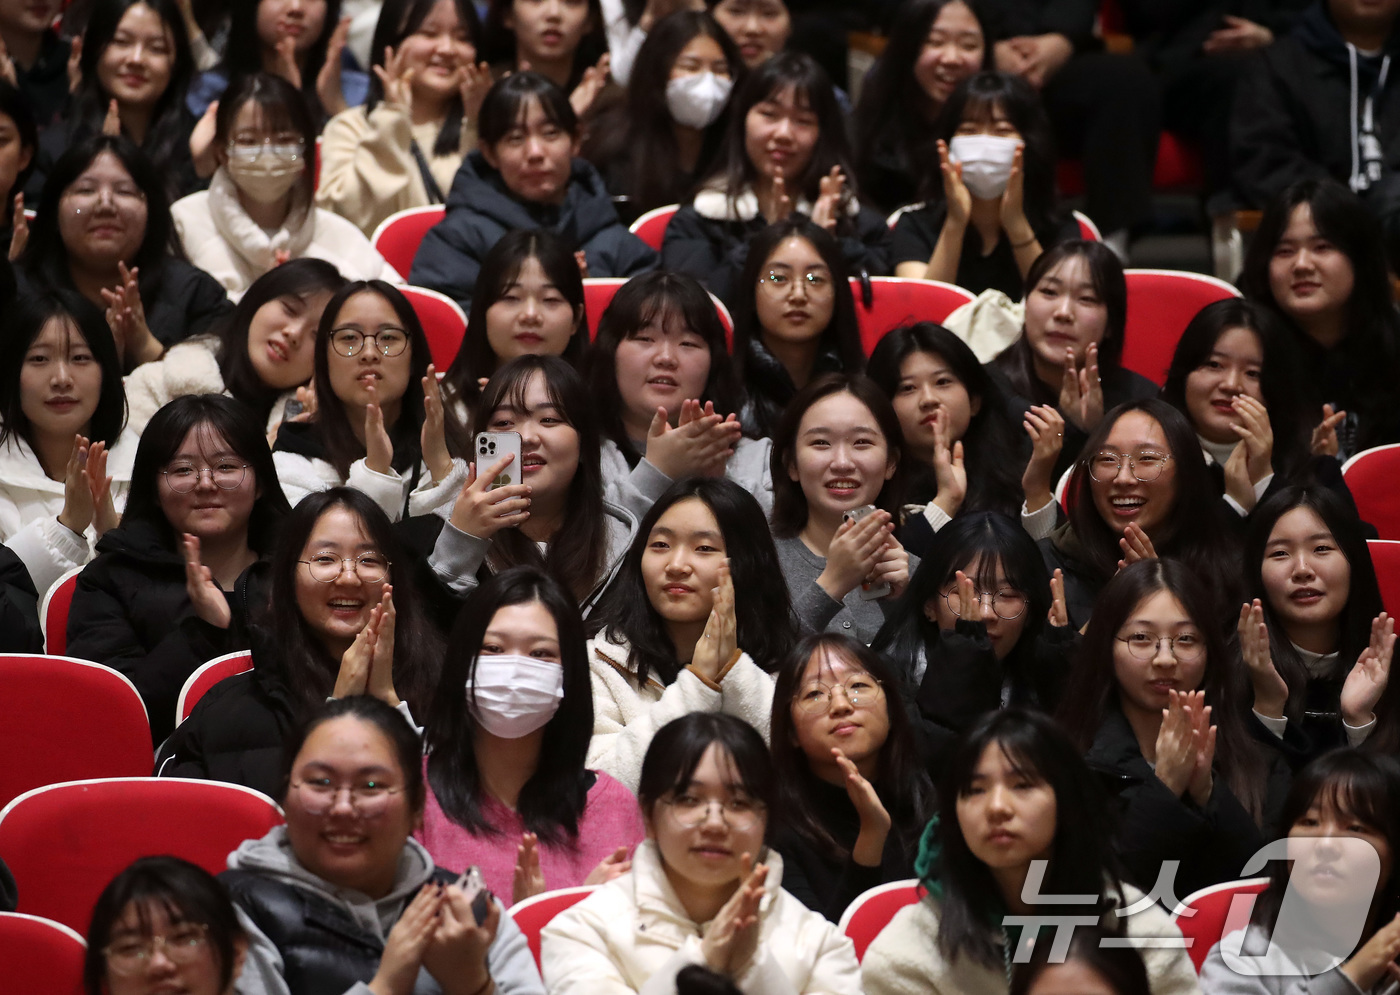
[408,72,656,313]
[0,0,71,134]
[768,633,935,922]
[0,543,41,653]
[65,395,287,745]
[1058,559,1289,900]
[156,487,442,798]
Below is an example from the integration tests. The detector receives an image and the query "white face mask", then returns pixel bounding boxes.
[947,134,1020,200]
[225,145,305,205]
[666,72,734,130]
[467,654,564,739]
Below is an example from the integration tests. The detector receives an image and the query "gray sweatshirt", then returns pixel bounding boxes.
[773,534,919,645]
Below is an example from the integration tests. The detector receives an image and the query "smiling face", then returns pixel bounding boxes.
[326,290,413,420]
[1287,790,1393,913]
[1022,255,1108,376]
[914,1,984,109]
[483,255,579,365]
[157,423,258,544]
[505,0,593,66]
[647,741,767,892]
[641,497,726,627]
[1268,203,1356,336]
[283,715,415,899]
[788,390,896,523]
[1087,411,1178,538]
[1183,325,1265,446]
[294,505,390,657]
[711,0,790,68]
[102,899,243,995]
[1111,587,1207,720]
[1261,505,1352,644]
[247,288,333,390]
[891,349,979,462]
[925,554,1029,661]
[483,370,581,505]
[256,0,328,54]
[754,234,834,353]
[98,3,175,109]
[613,304,712,436]
[400,0,477,104]
[744,85,818,185]
[956,741,1057,877]
[483,95,577,205]
[58,150,148,271]
[19,316,102,440]
[790,645,890,771]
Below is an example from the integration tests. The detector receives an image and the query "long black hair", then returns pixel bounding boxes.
[426,566,593,844]
[1245,485,1389,726]
[472,355,609,602]
[480,0,606,90]
[214,72,319,208]
[221,0,346,124]
[867,322,1024,516]
[478,69,579,147]
[582,269,744,463]
[872,511,1051,686]
[931,708,1121,968]
[1057,558,1270,820]
[120,393,290,552]
[853,0,990,205]
[1159,297,1310,478]
[590,476,797,685]
[309,280,431,478]
[71,0,194,183]
[769,632,934,861]
[366,0,483,157]
[0,289,126,451]
[214,257,347,426]
[769,373,905,539]
[264,487,441,710]
[581,11,742,214]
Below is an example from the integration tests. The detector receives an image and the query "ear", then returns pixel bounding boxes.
[786,456,800,483]
[16,144,32,175]
[923,597,938,622]
[231,933,249,981]
[884,450,897,481]
[480,142,500,171]
[969,394,982,418]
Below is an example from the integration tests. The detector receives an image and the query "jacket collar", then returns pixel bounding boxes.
[629,839,785,942]
[692,179,863,223]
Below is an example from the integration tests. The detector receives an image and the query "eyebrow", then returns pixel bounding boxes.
[1123,619,1198,629]
[1266,532,1335,546]
[483,628,559,645]
[298,761,397,776]
[493,402,563,417]
[305,539,379,551]
[800,423,882,437]
[650,526,725,542]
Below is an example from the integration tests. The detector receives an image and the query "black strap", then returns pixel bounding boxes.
[410,140,445,205]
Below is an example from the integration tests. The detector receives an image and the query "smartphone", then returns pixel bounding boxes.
[474,431,522,491]
[842,504,891,601]
[456,865,492,926]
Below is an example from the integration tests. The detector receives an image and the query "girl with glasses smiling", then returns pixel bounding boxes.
[1057,558,1288,902]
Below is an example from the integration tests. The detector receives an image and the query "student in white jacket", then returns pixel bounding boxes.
[0,290,138,597]
[584,478,796,792]
[272,280,468,522]
[172,73,400,303]
[541,711,862,995]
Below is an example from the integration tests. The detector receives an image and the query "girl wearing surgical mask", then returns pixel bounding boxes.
[582,11,742,224]
[421,566,645,906]
[171,73,399,302]
[892,71,1076,299]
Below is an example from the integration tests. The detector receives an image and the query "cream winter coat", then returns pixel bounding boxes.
[172,170,401,301]
[586,629,776,793]
[123,337,295,438]
[316,102,473,237]
[0,431,137,597]
[541,840,861,995]
[861,883,1202,995]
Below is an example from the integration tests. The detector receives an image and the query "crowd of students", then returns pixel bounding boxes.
[5,0,1400,992]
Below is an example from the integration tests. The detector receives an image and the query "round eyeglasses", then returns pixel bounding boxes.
[941,588,1028,620]
[290,778,403,817]
[794,676,885,714]
[330,327,409,358]
[758,270,833,297]
[1087,451,1174,483]
[161,462,248,493]
[662,795,765,831]
[1116,632,1206,662]
[103,924,210,976]
[225,139,306,164]
[297,553,390,584]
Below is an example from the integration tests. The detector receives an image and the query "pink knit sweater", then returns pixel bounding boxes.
[416,763,646,906]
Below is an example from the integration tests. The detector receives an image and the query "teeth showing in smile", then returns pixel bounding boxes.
[828,479,859,489]
[1111,497,1145,508]
[328,600,362,610]
[324,834,365,844]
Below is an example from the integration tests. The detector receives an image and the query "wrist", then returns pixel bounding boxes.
[932,492,962,518]
[815,568,853,602]
[941,215,968,236]
[1254,694,1286,720]
[1343,707,1376,727]
[1004,220,1034,244]
[57,511,86,536]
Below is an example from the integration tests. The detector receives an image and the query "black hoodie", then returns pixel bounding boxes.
[1231,1,1400,208]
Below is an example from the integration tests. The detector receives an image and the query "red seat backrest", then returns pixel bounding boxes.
[582,278,733,348]
[177,651,254,725]
[509,886,596,970]
[851,278,975,356]
[0,912,86,995]
[42,568,82,655]
[1172,878,1270,971]
[0,778,283,932]
[399,285,468,370]
[628,205,680,251]
[1345,446,1400,541]
[1368,540,1400,617]
[839,880,922,961]
[1121,270,1240,385]
[370,207,447,281]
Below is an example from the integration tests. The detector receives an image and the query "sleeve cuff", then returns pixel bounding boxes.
[428,521,491,593]
[920,502,953,533]
[1021,499,1057,541]
[1344,715,1377,746]
[1253,709,1287,739]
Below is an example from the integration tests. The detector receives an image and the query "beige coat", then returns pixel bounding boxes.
[861,882,1202,995]
[541,840,862,995]
[586,629,775,793]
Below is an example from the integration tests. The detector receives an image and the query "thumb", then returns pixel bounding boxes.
[648,407,667,438]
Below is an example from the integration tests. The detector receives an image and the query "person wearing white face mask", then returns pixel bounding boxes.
[892,71,1080,299]
[581,11,742,224]
[420,566,647,907]
[171,73,401,302]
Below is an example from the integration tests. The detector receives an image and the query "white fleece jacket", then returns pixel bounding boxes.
[271,450,469,523]
[172,169,402,301]
[123,337,295,438]
[585,628,775,793]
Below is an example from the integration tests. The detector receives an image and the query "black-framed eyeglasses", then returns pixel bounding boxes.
[330,327,409,358]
